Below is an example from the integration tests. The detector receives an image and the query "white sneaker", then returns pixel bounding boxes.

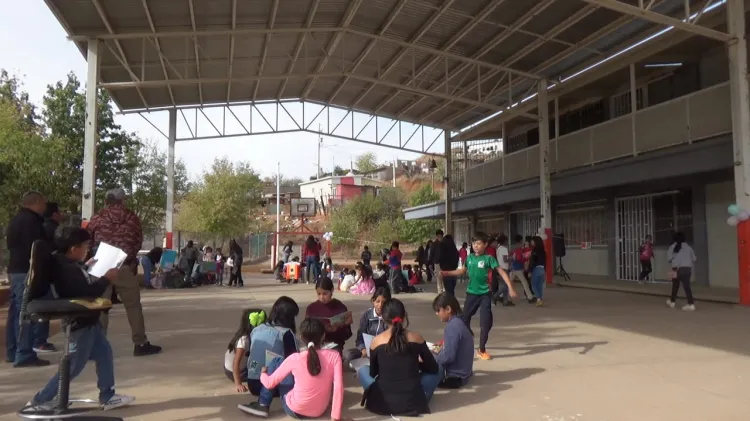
[24,401,54,412]
[666,299,676,309]
[682,304,696,311]
[101,394,135,411]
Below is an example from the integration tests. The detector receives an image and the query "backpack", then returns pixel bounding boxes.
[247,324,291,380]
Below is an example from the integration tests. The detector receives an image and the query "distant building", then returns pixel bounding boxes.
[299,174,383,211]
[362,159,422,182]
[262,185,300,214]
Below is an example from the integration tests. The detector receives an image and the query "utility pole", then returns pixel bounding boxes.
[275,161,281,264]
[392,157,396,187]
[317,125,322,179]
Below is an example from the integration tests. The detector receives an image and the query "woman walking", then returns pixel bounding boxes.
[666,232,697,311]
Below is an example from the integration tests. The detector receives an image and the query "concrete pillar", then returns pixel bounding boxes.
[630,63,638,156]
[605,195,617,279]
[82,39,100,222]
[691,184,709,286]
[727,0,750,305]
[444,131,453,234]
[538,79,553,283]
[166,109,177,250]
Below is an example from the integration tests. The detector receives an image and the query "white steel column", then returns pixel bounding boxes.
[629,63,638,155]
[727,0,750,305]
[538,79,552,283]
[444,131,453,234]
[166,109,177,250]
[82,39,100,222]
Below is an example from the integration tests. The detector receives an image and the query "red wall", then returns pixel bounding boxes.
[339,184,362,200]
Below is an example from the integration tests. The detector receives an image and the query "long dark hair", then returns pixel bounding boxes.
[371,285,392,303]
[299,318,325,376]
[382,299,409,353]
[315,276,335,292]
[269,296,299,333]
[673,232,685,253]
[305,235,316,250]
[227,308,265,352]
[432,292,462,316]
[531,236,545,254]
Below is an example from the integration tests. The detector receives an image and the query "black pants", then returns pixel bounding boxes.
[462,293,493,352]
[638,260,652,281]
[670,267,694,305]
[443,275,457,296]
[427,263,435,282]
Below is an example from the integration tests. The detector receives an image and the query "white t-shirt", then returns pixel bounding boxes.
[496,246,509,271]
[224,335,248,373]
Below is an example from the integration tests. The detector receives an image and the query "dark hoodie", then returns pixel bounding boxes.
[53,253,111,330]
[87,204,143,263]
[354,307,386,351]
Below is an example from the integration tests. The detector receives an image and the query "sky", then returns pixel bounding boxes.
[0,1,434,181]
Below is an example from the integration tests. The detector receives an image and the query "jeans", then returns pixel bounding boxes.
[5,272,39,365]
[33,324,115,405]
[462,293,493,353]
[639,260,652,281]
[670,267,694,305]
[531,265,546,300]
[442,275,457,296]
[140,256,153,287]
[305,256,319,283]
[32,290,53,349]
[259,356,294,407]
[356,364,444,402]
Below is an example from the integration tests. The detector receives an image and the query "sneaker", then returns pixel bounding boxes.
[33,343,57,354]
[14,357,51,368]
[666,299,676,309]
[24,401,55,412]
[535,299,544,307]
[502,301,516,307]
[237,402,269,417]
[682,304,696,311]
[101,394,135,411]
[133,342,162,357]
[476,350,492,361]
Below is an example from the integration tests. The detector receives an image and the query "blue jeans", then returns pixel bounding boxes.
[140,256,153,287]
[305,256,319,282]
[5,272,40,364]
[531,265,545,299]
[356,365,444,402]
[33,324,115,404]
[259,356,294,408]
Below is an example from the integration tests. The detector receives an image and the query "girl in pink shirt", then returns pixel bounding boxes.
[238,318,346,420]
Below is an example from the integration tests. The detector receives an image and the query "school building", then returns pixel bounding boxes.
[405,3,750,303]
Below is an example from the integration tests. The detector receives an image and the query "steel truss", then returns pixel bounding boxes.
[136,100,445,156]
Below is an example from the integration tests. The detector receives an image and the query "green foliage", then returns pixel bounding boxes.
[329,206,359,258]
[400,185,441,244]
[175,158,262,238]
[373,218,403,247]
[354,152,378,173]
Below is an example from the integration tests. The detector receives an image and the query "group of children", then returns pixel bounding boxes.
[224,231,529,418]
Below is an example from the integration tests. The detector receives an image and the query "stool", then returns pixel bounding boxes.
[17,298,113,420]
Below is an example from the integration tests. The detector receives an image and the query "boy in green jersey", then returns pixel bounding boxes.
[441,232,516,360]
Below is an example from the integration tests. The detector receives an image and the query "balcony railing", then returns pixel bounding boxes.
[465,82,732,194]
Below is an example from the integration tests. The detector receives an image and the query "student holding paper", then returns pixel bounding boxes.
[305,277,353,351]
[344,287,391,366]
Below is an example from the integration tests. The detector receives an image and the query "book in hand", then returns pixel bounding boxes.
[314,310,352,328]
[88,242,128,278]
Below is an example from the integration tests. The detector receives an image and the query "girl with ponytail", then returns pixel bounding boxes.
[356,299,441,416]
[239,317,347,420]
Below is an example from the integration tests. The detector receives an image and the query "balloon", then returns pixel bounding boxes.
[537,227,545,234]
[739,211,750,221]
[728,216,739,226]
[728,204,741,216]
[540,233,548,241]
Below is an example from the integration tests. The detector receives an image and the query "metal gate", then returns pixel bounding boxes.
[512,210,541,238]
[615,195,653,281]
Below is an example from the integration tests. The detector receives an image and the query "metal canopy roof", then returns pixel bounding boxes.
[44,0,731,133]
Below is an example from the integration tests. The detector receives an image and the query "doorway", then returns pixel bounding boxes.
[615,195,654,281]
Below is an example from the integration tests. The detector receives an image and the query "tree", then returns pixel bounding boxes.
[42,73,140,212]
[355,152,378,173]
[122,140,190,236]
[329,207,358,258]
[263,175,304,187]
[175,157,262,238]
[400,185,441,244]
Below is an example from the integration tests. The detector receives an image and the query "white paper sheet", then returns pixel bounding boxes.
[88,242,128,278]
[362,333,374,358]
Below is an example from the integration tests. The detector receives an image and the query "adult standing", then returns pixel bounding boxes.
[302,235,320,283]
[282,241,293,263]
[666,232,697,311]
[5,192,53,367]
[182,240,199,283]
[88,187,161,356]
[229,239,244,287]
[424,241,433,283]
[437,235,459,296]
[430,230,444,292]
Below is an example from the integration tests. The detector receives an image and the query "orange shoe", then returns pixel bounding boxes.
[476,350,492,360]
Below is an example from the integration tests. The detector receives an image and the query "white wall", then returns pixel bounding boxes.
[299,179,333,199]
[705,180,739,288]
[565,248,609,276]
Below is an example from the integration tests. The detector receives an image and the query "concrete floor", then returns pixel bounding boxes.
[0,277,748,421]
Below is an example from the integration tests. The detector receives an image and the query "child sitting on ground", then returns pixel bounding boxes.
[344,286,390,366]
[339,268,357,292]
[431,293,474,388]
[306,277,353,351]
[226,309,266,391]
[26,227,134,412]
[238,318,346,420]
[350,265,376,296]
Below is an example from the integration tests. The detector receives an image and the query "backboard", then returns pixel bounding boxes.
[290,198,316,217]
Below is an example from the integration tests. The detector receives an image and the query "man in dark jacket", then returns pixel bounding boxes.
[437,235,460,296]
[428,229,444,287]
[5,191,54,367]
[42,202,63,244]
[88,187,161,357]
